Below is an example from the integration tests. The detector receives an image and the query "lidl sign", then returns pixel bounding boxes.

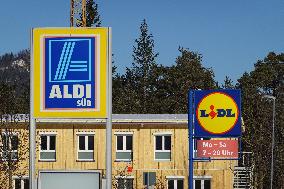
[32,28,110,118]
[194,90,241,137]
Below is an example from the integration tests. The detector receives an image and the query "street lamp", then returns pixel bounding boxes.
[263,95,276,189]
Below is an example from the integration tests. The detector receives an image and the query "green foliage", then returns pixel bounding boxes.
[0,83,17,114]
[113,19,159,113]
[221,76,235,89]
[112,19,217,113]
[237,52,284,188]
[156,48,216,113]
[0,50,30,114]
[132,19,159,71]
[113,42,217,113]
[85,0,101,27]
[0,53,14,68]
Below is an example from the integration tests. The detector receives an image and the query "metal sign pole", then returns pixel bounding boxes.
[106,27,112,189]
[188,90,194,189]
[29,118,36,189]
[29,29,36,189]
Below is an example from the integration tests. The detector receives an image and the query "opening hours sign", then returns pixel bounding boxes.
[196,140,239,159]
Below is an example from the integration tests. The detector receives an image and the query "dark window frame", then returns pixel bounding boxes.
[39,134,56,161]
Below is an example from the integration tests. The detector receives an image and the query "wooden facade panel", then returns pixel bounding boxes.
[0,122,237,189]
[195,161,236,189]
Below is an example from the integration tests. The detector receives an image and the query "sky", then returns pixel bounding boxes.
[0,0,283,83]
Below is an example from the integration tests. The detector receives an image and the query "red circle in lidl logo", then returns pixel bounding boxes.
[196,92,239,134]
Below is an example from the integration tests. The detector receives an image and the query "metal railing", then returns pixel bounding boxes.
[233,152,254,189]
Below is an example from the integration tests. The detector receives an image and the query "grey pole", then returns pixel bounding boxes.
[263,95,276,189]
[29,118,36,189]
[29,29,36,189]
[106,27,112,189]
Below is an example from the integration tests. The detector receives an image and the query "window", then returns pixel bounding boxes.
[167,177,184,189]
[194,178,211,189]
[154,134,171,160]
[1,133,18,160]
[194,138,210,161]
[143,172,156,188]
[77,134,94,161]
[40,134,56,161]
[116,134,133,161]
[116,178,133,189]
[13,177,29,189]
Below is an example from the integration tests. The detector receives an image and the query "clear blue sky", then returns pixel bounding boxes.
[0,0,283,83]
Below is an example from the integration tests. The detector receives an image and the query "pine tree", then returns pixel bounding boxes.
[222,76,235,89]
[132,19,158,76]
[118,19,159,113]
[131,19,159,113]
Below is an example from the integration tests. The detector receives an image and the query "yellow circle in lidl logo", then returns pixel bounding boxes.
[196,92,239,134]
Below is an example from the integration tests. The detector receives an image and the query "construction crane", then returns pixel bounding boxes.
[70,0,86,27]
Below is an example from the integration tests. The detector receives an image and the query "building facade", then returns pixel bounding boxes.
[0,114,238,189]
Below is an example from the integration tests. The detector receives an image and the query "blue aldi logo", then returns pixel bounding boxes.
[44,37,96,109]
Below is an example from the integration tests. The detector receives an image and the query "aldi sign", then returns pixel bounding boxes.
[45,37,95,109]
[32,28,110,118]
[194,90,241,137]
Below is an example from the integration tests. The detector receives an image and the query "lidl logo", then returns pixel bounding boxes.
[199,105,236,119]
[44,37,96,109]
[194,90,241,137]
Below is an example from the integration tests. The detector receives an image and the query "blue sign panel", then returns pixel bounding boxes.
[193,90,241,137]
[44,37,96,110]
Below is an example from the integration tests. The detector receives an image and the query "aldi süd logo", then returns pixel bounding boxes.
[44,37,96,110]
[194,90,241,137]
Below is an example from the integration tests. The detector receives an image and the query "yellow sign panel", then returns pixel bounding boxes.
[32,27,110,118]
[196,92,239,134]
